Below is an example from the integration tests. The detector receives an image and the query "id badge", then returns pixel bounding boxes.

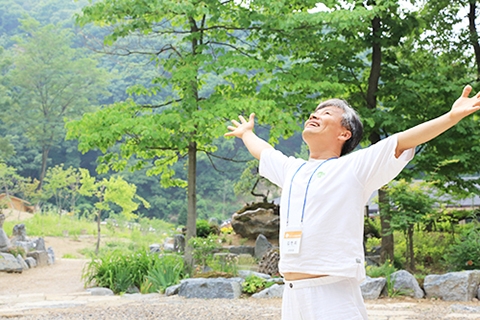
[282,227,302,254]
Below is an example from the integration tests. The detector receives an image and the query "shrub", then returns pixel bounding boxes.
[196,219,219,238]
[144,255,184,293]
[242,275,274,294]
[82,249,184,294]
[188,234,222,269]
[444,223,480,271]
[196,219,212,238]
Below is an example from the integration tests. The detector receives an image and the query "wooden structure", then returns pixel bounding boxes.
[0,194,34,213]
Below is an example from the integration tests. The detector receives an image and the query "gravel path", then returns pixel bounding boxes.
[1,259,480,319]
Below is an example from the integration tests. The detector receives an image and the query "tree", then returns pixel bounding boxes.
[42,165,82,215]
[3,18,109,188]
[384,179,437,271]
[78,169,148,254]
[67,0,299,267]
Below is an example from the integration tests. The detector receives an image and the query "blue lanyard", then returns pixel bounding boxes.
[286,157,337,226]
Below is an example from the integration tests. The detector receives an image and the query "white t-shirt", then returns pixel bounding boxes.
[259,134,415,282]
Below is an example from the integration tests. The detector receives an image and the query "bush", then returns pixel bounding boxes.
[196,219,219,238]
[82,249,184,294]
[242,275,274,294]
[188,234,222,269]
[444,223,480,271]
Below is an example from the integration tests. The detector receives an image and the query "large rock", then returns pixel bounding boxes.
[27,250,49,267]
[231,205,279,240]
[227,245,254,256]
[0,252,23,273]
[258,248,279,276]
[391,270,424,298]
[12,224,28,242]
[178,278,243,299]
[0,214,11,252]
[252,284,284,298]
[255,234,273,260]
[361,276,386,300]
[424,270,480,301]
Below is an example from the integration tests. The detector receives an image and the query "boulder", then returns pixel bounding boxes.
[238,270,271,280]
[0,252,23,273]
[258,248,280,276]
[16,254,29,270]
[232,206,279,240]
[178,278,243,299]
[0,214,11,252]
[86,287,115,296]
[173,234,185,253]
[149,244,161,253]
[361,276,386,300]
[252,284,284,298]
[12,224,28,242]
[424,270,480,301]
[25,257,36,268]
[27,250,49,267]
[227,245,255,256]
[165,284,181,296]
[255,234,273,260]
[390,270,424,298]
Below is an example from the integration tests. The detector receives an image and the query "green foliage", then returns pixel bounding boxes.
[188,234,222,269]
[7,246,26,258]
[366,261,397,279]
[195,219,219,238]
[241,275,274,294]
[444,222,480,271]
[83,249,183,294]
[144,255,184,293]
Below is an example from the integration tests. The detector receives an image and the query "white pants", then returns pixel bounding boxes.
[282,276,368,320]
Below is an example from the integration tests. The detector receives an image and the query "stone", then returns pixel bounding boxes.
[255,234,273,260]
[227,245,255,256]
[47,247,55,264]
[424,270,480,301]
[178,278,243,299]
[149,244,161,253]
[165,284,181,296]
[258,248,280,276]
[16,254,29,270]
[252,284,284,298]
[478,284,480,299]
[25,257,37,268]
[86,287,115,296]
[0,214,11,252]
[27,250,49,267]
[390,270,424,298]
[361,276,386,300]
[173,234,185,253]
[0,252,23,273]
[238,270,271,280]
[34,238,46,251]
[163,237,174,251]
[12,224,28,241]
[231,206,279,240]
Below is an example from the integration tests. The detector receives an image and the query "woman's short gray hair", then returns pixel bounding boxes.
[315,98,363,156]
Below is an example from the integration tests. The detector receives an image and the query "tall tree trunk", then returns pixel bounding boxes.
[468,1,480,78]
[378,187,394,263]
[184,142,197,268]
[95,209,102,255]
[366,15,394,263]
[184,16,201,271]
[407,224,415,272]
[37,146,50,190]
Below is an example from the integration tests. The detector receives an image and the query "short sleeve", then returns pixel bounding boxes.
[350,134,415,193]
[259,148,300,188]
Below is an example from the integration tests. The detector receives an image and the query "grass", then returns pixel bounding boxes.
[4,210,176,257]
